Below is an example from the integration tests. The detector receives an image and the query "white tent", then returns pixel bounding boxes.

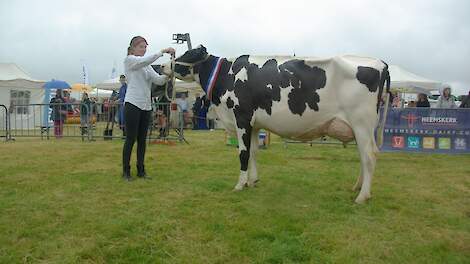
[95,77,121,90]
[89,88,114,100]
[389,65,442,95]
[174,80,202,100]
[0,63,45,130]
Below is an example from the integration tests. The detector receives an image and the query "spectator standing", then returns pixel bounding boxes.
[459,91,470,108]
[416,93,430,107]
[118,75,128,134]
[436,86,457,108]
[49,89,67,138]
[192,93,202,130]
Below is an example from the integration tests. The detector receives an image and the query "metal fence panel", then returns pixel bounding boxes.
[8,103,91,141]
[0,104,9,141]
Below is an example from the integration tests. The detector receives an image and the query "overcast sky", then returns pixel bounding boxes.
[1,0,469,94]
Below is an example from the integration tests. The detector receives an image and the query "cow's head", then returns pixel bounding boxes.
[161,45,209,82]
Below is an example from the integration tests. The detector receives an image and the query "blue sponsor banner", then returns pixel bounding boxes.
[379,108,470,153]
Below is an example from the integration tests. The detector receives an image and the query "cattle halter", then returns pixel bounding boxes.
[173,54,211,81]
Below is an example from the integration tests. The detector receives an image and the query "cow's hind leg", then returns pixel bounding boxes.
[352,126,377,203]
[233,126,252,191]
[352,168,363,191]
[247,129,260,187]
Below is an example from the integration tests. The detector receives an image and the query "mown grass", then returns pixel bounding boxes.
[1,131,469,263]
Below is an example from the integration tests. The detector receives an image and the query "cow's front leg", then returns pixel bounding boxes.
[233,126,252,191]
[247,129,260,187]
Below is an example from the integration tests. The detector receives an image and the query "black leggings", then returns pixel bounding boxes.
[122,102,151,168]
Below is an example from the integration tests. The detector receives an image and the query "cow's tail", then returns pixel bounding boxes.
[376,61,390,148]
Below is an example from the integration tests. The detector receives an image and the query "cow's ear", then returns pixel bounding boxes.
[200,45,207,53]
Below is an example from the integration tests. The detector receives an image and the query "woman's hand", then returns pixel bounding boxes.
[161,47,176,56]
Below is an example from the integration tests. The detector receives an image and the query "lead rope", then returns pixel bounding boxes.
[169,54,180,124]
[165,54,177,101]
[170,54,176,100]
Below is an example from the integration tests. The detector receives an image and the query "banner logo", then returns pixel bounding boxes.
[392,136,405,148]
[422,137,435,149]
[407,136,420,149]
[402,113,419,128]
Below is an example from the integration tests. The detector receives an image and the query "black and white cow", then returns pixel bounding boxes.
[162,45,390,203]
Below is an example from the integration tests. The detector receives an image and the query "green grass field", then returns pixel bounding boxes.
[1,131,469,263]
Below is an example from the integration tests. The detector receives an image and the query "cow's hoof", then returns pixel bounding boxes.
[354,194,371,204]
[247,179,259,187]
[352,184,361,192]
[233,184,244,191]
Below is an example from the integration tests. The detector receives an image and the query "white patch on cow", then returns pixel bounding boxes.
[247,56,295,67]
[249,112,256,127]
[235,67,248,82]
[215,90,243,135]
[266,84,272,90]
[236,127,247,152]
[247,130,259,187]
[222,90,240,107]
[285,69,294,75]
[234,170,248,191]
[194,75,200,84]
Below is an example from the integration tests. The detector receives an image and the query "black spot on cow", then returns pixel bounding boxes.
[356,66,380,92]
[226,97,234,108]
[279,60,326,115]
[230,55,250,76]
[239,150,250,171]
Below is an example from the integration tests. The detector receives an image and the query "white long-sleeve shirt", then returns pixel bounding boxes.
[124,52,168,110]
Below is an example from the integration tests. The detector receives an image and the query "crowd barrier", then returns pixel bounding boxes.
[6,103,91,140]
[3,102,188,143]
[0,104,10,141]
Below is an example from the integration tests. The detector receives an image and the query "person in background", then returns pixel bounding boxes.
[49,89,67,139]
[118,75,127,135]
[436,85,457,108]
[207,103,217,131]
[379,91,393,107]
[197,95,209,130]
[105,90,119,127]
[459,90,470,108]
[416,93,430,107]
[391,91,401,108]
[122,35,175,181]
[155,105,168,138]
[176,93,189,128]
[407,100,417,108]
[192,93,202,130]
[80,93,92,133]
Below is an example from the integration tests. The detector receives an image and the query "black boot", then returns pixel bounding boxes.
[122,165,133,181]
[137,165,151,179]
